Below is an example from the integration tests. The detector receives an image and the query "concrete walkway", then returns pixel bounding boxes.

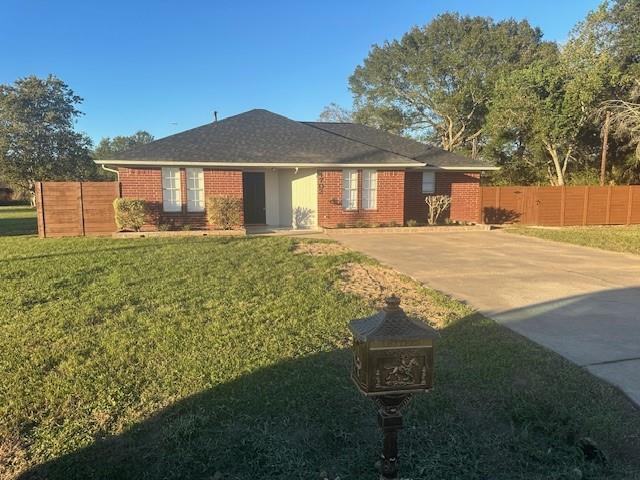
[327,229,640,405]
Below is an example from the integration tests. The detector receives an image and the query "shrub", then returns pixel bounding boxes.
[113,199,146,232]
[388,220,400,227]
[206,196,243,230]
[181,224,193,231]
[406,219,418,227]
[157,223,171,231]
[425,195,452,225]
[354,220,369,228]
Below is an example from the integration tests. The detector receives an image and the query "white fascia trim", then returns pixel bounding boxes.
[418,166,500,172]
[94,159,421,168]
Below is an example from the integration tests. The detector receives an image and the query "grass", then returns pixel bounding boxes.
[0,206,37,236]
[0,231,639,479]
[507,225,640,256]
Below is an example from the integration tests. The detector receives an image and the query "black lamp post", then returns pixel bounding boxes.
[349,295,440,479]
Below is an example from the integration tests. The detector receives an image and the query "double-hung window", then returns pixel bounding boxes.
[422,171,436,194]
[362,169,377,210]
[186,168,205,212]
[162,167,182,212]
[342,169,358,210]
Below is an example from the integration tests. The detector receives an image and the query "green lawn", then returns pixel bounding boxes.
[0,206,37,236]
[1,233,639,479]
[508,225,640,255]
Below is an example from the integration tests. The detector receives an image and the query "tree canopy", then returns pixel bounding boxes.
[348,13,550,158]
[0,75,95,198]
[93,131,154,160]
[323,0,640,185]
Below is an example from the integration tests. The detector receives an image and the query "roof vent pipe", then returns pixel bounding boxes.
[213,111,218,122]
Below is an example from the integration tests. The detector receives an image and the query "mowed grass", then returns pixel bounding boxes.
[508,225,640,255]
[0,206,37,236]
[1,234,639,480]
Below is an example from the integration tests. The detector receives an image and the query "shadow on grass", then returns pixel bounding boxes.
[0,236,246,264]
[17,296,640,480]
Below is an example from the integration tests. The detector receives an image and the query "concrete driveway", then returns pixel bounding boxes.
[328,229,640,405]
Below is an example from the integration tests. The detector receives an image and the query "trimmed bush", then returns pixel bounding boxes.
[113,199,146,232]
[406,219,418,227]
[206,195,243,230]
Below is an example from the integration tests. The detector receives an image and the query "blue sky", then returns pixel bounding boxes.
[2,0,601,144]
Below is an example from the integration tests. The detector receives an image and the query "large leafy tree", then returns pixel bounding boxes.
[487,5,620,185]
[0,75,95,202]
[93,131,154,160]
[349,13,549,158]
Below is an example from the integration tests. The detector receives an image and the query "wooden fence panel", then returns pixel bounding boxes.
[537,187,563,226]
[631,187,640,224]
[479,185,640,226]
[81,182,119,235]
[35,181,119,238]
[586,187,608,225]
[609,187,630,225]
[563,187,586,226]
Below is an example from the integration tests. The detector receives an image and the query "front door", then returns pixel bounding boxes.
[242,172,266,224]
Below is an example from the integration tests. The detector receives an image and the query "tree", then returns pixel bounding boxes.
[487,5,620,186]
[0,75,95,203]
[349,14,549,157]
[93,131,154,160]
[318,103,353,122]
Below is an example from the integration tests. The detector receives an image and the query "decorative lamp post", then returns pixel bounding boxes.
[349,295,440,479]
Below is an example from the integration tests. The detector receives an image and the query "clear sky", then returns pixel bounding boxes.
[2,0,601,144]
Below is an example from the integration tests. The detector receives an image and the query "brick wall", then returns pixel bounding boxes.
[119,167,243,230]
[404,171,481,224]
[317,169,405,227]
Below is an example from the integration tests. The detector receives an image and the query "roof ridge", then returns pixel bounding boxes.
[300,121,423,165]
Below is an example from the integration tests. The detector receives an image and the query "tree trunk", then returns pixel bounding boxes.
[545,143,566,186]
[600,111,611,186]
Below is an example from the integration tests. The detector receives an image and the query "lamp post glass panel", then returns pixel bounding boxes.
[349,295,439,479]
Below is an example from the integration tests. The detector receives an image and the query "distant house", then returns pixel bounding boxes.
[0,184,12,202]
[94,109,497,229]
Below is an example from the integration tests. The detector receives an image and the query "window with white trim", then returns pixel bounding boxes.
[186,168,205,212]
[162,167,182,212]
[422,171,436,194]
[342,169,358,210]
[362,169,377,210]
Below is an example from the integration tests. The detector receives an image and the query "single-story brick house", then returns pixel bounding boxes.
[94,109,497,229]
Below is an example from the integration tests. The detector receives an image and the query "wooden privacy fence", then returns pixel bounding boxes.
[35,182,120,238]
[479,185,640,226]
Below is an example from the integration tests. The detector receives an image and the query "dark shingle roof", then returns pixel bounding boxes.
[104,109,420,166]
[304,122,496,168]
[99,109,495,169]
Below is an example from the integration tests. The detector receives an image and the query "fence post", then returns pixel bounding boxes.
[560,186,566,227]
[627,186,634,225]
[582,187,589,226]
[35,182,46,238]
[605,186,612,225]
[535,186,541,225]
[78,182,86,236]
